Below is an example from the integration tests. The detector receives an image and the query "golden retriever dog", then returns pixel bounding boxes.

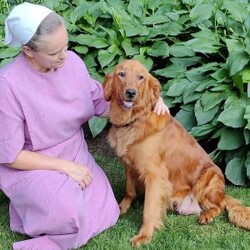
[103,59,250,248]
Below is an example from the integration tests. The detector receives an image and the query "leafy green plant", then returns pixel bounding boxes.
[0,0,249,186]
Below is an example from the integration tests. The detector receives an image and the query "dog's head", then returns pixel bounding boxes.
[103,59,160,111]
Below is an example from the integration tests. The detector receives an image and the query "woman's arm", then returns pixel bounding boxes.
[7,150,92,188]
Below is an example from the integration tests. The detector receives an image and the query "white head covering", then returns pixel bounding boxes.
[4,2,53,47]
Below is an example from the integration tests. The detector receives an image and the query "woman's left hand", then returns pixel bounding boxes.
[154,96,170,115]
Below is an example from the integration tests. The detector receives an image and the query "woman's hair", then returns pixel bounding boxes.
[25,12,65,51]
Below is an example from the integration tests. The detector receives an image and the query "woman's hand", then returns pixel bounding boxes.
[154,96,170,115]
[64,162,93,189]
[8,150,93,189]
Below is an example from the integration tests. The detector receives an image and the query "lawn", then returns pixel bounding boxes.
[0,151,249,250]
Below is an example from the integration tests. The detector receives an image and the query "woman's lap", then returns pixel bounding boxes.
[0,165,119,249]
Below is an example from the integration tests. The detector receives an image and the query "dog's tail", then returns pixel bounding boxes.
[224,195,250,230]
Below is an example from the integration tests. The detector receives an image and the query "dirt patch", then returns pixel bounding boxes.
[83,123,116,157]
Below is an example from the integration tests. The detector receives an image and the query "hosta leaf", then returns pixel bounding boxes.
[224,38,245,53]
[243,130,250,144]
[195,79,218,92]
[127,0,144,18]
[73,46,88,55]
[185,38,219,54]
[121,39,140,56]
[133,55,153,70]
[223,0,249,23]
[244,105,250,130]
[154,64,186,78]
[227,51,249,76]
[98,50,117,68]
[143,15,169,25]
[175,109,196,131]
[210,68,228,82]
[190,124,215,139]
[224,94,249,109]
[88,117,108,138]
[217,106,246,128]
[218,129,245,150]
[195,99,220,125]
[200,91,226,111]
[166,79,190,97]
[123,24,149,37]
[183,81,202,104]
[0,47,20,58]
[189,4,214,25]
[169,44,195,57]
[71,34,109,48]
[147,41,169,58]
[170,57,201,68]
[225,156,247,186]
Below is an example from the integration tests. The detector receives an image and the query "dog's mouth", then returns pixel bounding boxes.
[121,100,134,109]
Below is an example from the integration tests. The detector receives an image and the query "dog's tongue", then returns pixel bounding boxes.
[122,101,134,109]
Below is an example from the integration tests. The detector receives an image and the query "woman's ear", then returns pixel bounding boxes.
[22,46,35,58]
[102,73,114,101]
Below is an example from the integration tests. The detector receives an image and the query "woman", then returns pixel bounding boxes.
[0,2,168,250]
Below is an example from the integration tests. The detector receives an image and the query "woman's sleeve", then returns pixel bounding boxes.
[90,79,109,116]
[0,79,25,163]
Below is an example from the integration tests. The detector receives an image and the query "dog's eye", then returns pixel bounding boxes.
[118,71,126,77]
[138,75,144,80]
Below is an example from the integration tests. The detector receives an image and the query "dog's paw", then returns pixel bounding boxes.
[119,199,132,214]
[199,212,214,224]
[131,233,152,248]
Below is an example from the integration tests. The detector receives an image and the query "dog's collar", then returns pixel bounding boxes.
[113,118,138,128]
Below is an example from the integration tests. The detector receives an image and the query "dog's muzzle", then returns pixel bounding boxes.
[122,89,136,109]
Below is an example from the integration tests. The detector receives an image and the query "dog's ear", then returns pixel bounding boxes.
[103,73,113,101]
[148,75,161,106]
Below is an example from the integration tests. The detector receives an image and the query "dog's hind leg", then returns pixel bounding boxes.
[193,167,226,224]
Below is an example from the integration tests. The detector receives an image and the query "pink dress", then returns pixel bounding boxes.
[0,51,119,249]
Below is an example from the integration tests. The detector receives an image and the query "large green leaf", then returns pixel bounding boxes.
[98,49,117,68]
[183,81,202,104]
[227,51,249,76]
[147,41,169,58]
[71,34,109,48]
[0,47,20,58]
[225,156,247,186]
[121,39,140,56]
[223,0,249,23]
[154,64,186,78]
[217,106,246,128]
[194,99,220,125]
[170,57,201,68]
[189,4,214,25]
[175,108,196,131]
[169,44,195,57]
[166,79,190,97]
[244,105,250,130]
[190,124,216,139]
[218,128,245,150]
[200,91,226,111]
[88,116,108,138]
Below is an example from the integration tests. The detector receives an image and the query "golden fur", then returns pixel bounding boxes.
[103,59,250,248]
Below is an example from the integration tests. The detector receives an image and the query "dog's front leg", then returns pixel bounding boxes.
[131,168,171,248]
[119,166,137,214]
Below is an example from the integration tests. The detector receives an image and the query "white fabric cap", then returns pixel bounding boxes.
[4,2,53,47]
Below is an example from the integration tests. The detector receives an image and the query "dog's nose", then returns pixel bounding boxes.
[126,89,136,99]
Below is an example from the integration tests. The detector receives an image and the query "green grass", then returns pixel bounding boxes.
[0,152,249,250]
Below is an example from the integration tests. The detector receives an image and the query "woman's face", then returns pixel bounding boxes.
[24,25,69,72]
